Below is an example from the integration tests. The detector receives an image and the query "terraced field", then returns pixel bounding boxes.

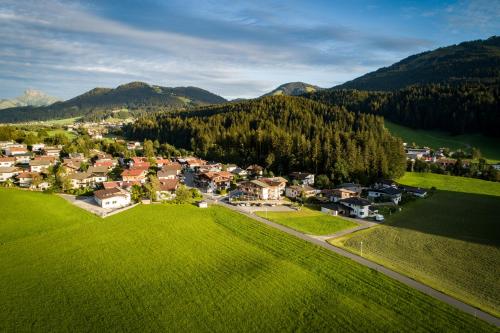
[0,189,496,332]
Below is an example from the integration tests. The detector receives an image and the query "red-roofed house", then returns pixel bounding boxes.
[0,157,15,167]
[156,179,179,201]
[122,169,147,182]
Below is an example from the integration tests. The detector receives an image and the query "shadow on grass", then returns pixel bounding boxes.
[386,190,500,247]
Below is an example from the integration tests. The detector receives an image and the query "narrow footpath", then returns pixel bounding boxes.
[208,198,500,327]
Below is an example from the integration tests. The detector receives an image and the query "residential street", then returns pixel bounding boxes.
[207,198,500,327]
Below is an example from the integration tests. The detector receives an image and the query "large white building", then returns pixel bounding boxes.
[94,188,131,209]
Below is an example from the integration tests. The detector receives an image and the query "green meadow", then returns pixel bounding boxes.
[332,175,500,317]
[255,207,357,235]
[385,120,500,162]
[0,189,495,331]
[398,172,500,197]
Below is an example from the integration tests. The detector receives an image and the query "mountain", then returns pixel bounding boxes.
[0,89,59,109]
[0,82,227,123]
[336,36,500,91]
[124,95,407,183]
[262,82,323,97]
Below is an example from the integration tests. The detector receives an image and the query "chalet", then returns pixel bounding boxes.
[103,180,140,191]
[260,177,287,195]
[198,163,223,173]
[31,143,45,152]
[406,147,431,160]
[17,172,49,190]
[14,153,32,165]
[246,164,263,177]
[43,146,61,157]
[0,157,15,167]
[373,179,397,189]
[0,167,20,182]
[289,172,315,186]
[87,166,108,183]
[185,158,207,170]
[155,158,171,168]
[94,188,131,209]
[94,159,116,170]
[338,183,362,195]
[29,159,52,173]
[162,162,182,175]
[238,178,284,201]
[121,169,147,183]
[321,202,354,216]
[157,169,178,180]
[368,187,403,205]
[339,197,371,219]
[156,179,179,200]
[285,184,318,199]
[322,188,358,202]
[231,167,248,178]
[69,172,94,189]
[4,146,28,156]
[197,171,233,193]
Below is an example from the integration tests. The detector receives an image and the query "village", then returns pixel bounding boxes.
[0,135,434,220]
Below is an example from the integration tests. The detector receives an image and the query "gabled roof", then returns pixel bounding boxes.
[88,166,109,174]
[122,169,146,177]
[69,171,92,180]
[0,167,19,173]
[369,187,402,195]
[94,187,129,200]
[157,169,177,178]
[159,179,179,191]
[340,197,371,207]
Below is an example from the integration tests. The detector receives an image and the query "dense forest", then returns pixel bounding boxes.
[336,36,500,91]
[307,82,500,137]
[0,82,226,123]
[124,96,406,184]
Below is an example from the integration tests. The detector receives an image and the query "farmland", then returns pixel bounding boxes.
[385,120,500,162]
[398,172,500,197]
[331,190,500,317]
[255,207,357,235]
[0,189,495,332]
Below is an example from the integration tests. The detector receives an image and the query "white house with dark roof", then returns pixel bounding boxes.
[94,188,131,208]
[339,197,371,218]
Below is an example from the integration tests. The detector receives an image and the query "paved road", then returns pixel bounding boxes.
[209,198,500,327]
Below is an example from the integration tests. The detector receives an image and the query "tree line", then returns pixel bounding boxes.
[124,96,407,184]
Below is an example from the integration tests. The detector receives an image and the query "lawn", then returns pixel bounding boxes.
[398,172,500,197]
[330,191,500,317]
[255,207,358,235]
[385,120,500,162]
[0,189,496,332]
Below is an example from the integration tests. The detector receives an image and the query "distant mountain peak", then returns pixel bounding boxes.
[0,89,59,110]
[262,82,323,97]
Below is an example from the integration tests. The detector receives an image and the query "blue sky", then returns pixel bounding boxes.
[0,0,498,100]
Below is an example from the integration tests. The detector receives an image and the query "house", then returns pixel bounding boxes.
[238,179,284,201]
[260,177,287,196]
[0,141,15,149]
[338,183,362,195]
[156,179,179,201]
[373,179,397,189]
[405,147,431,159]
[94,187,131,209]
[399,185,427,198]
[285,184,318,199]
[0,157,15,167]
[131,161,150,170]
[197,171,233,193]
[368,187,403,205]
[225,164,238,172]
[339,197,371,219]
[94,159,116,170]
[88,166,108,184]
[157,169,178,180]
[198,201,208,208]
[322,188,358,202]
[4,146,28,156]
[491,163,500,171]
[17,172,49,190]
[43,146,61,157]
[162,162,182,175]
[289,172,315,186]
[246,164,263,177]
[320,203,354,216]
[184,157,207,170]
[14,153,32,165]
[198,163,223,173]
[435,158,456,168]
[121,169,148,182]
[69,172,94,189]
[103,180,141,191]
[231,167,248,178]
[155,158,171,168]
[31,143,45,152]
[0,167,20,182]
[126,141,142,150]
[29,159,52,173]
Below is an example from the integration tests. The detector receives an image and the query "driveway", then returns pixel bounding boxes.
[59,194,136,217]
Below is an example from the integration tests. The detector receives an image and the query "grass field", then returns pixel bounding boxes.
[331,190,500,317]
[41,117,81,125]
[385,120,500,162]
[0,189,496,331]
[398,172,500,197]
[255,207,357,235]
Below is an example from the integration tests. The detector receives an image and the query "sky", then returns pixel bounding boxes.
[0,0,498,100]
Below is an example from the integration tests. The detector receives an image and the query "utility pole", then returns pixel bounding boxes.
[360,241,363,257]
